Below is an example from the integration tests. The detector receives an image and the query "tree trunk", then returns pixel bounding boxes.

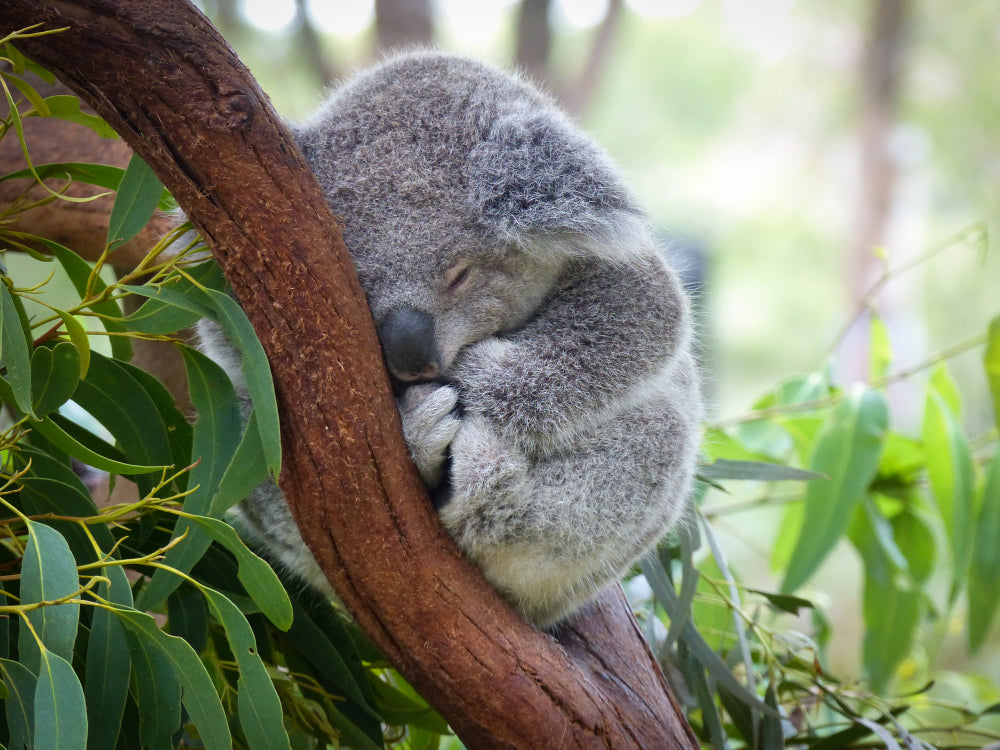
[374,0,434,53]
[2,3,697,747]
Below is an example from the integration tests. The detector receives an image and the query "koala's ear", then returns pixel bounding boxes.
[469,113,647,263]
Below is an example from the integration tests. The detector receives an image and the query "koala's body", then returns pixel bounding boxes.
[198,51,701,628]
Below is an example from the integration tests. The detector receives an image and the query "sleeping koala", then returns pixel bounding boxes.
[198,51,701,629]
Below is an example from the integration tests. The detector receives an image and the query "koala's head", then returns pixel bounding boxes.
[291,51,647,382]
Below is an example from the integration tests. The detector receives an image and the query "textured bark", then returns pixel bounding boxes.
[2,3,697,747]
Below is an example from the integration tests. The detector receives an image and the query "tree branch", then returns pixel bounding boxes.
[2,2,697,746]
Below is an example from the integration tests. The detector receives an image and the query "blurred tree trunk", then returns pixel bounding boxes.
[516,0,553,79]
[3,2,698,747]
[375,0,433,53]
[845,0,909,377]
[293,0,338,88]
[565,0,623,116]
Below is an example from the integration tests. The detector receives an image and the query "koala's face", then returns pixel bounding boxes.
[349,218,564,382]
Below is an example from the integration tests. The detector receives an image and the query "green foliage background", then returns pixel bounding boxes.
[2,12,1000,750]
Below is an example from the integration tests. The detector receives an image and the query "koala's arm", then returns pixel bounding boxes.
[451,251,691,451]
[403,249,700,627]
[436,354,699,627]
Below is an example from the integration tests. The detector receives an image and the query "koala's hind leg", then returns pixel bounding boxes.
[438,392,697,628]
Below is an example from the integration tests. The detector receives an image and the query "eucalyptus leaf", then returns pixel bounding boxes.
[181,513,292,630]
[127,626,182,750]
[137,346,244,611]
[868,309,893,381]
[0,280,33,415]
[34,647,87,750]
[85,569,133,750]
[41,96,119,140]
[110,607,231,750]
[698,458,824,483]
[29,412,165,475]
[986,314,1000,433]
[45,239,132,362]
[781,386,888,594]
[923,388,975,599]
[969,451,1000,652]
[1,657,37,750]
[107,154,166,249]
[199,586,290,750]
[29,342,80,417]
[18,521,80,675]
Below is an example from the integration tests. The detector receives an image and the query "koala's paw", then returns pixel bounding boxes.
[399,383,460,487]
[440,414,529,544]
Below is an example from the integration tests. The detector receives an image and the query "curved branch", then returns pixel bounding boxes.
[2,3,697,746]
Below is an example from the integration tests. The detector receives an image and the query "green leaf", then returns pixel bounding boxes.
[138,346,244,611]
[922,388,976,599]
[183,513,292,630]
[200,586,290,750]
[699,458,824,483]
[969,450,1000,652]
[781,386,888,593]
[167,583,209,653]
[127,625,182,750]
[106,154,164,249]
[18,521,81,675]
[206,289,281,475]
[85,569,133,750]
[759,681,785,750]
[29,342,80,417]
[985,314,1000,433]
[868,309,893,381]
[850,502,921,693]
[53,311,91,378]
[115,359,194,478]
[1,657,37,750]
[28,412,165,475]
[892,508,935,584]
[110,607,231,750]
[746,589,814,616]
[210,408,267,516]
[34,647,87,750]
[41,96,118,139]
[119,284,214,335]
[71,352,175,494]
[0,163,173,212]
[46,240,131,362]
[929,361,963,417]
[282,599,381,723]
[0,161,122,190]
[0,280,33,415]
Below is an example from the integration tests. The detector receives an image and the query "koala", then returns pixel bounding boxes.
[197,51,701,629]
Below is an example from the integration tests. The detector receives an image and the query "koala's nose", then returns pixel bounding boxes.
[377,306,441,381]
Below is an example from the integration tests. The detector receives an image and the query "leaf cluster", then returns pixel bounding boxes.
[635,233,1000,747]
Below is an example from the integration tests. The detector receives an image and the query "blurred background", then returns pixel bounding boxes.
[191,0,1000,680]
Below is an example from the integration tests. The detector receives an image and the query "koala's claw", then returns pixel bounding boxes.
[399,384,461,487]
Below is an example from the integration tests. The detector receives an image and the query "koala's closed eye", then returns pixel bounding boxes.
[444,261,473,293]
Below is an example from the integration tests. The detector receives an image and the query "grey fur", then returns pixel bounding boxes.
[197,51,701,628]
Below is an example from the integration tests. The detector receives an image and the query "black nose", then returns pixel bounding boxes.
[377,306,441,381]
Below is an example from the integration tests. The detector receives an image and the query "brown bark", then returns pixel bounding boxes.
[2,3,697,747]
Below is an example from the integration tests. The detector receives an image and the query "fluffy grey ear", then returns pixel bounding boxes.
[469,112,649,264]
